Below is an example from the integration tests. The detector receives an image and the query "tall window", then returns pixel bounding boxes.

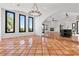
[5,11,15,33]
[28,17,33,32]
[19,14,26,32]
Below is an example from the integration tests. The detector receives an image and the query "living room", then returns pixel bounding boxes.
[0,3,79,56]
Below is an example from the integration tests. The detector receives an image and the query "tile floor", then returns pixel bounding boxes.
[0,33,79,56]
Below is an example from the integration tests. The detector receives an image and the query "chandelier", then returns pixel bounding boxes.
[28,3,42,17]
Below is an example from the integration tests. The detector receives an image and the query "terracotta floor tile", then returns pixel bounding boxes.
[0,32,79,56]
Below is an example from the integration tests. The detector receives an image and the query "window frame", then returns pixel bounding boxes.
[77,21,79,34]
[5,10,15,33]
[28,17,33,32]
[19,14,26,32]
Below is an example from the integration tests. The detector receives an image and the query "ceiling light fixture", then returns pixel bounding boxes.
[28,3,42,17]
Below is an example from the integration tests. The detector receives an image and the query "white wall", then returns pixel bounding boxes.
[34,11,57,36]
[43,12,79,33]
[1,8,56,38]
[1,4,79,38]
[1,8,34,38]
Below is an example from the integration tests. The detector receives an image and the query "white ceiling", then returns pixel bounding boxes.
[0,3,79,13]
[0,3,79,23]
